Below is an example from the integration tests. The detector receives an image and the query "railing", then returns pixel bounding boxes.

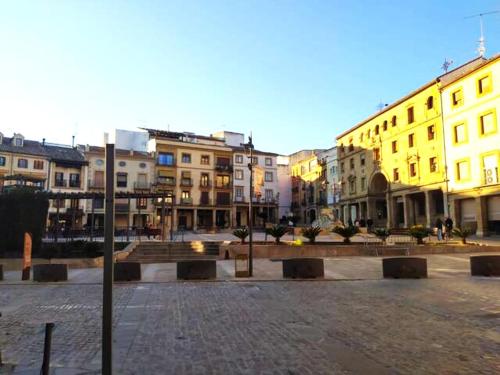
[156,157,176,167]
[215,164,233,172]
[484,167,499,185]
[215,182,232,189]
[65,208,84,216]
[88,179,104,189]
[180,179,193,187]
[234,196,246,203]
[54,179,67,188]
[156,177,176,186]
[199,181,212,188]
[69,180,81,188]
[216,199,231,206]
[115,203,129,212]
[134,181,151,190]
[199,198,212,205]
[180,197,193,205]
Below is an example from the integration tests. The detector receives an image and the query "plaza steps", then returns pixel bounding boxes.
[124,241,221,263]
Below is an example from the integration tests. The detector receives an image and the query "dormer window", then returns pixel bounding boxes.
[12,133,24,147]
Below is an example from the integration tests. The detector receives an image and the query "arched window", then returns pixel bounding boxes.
[426,96,434,110]
[391,115,397,127]
[367,129,371,138]
[375,125,380,135]
[383,121,388,131]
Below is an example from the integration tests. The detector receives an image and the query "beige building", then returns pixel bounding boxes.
[442,54,500,236]
[82,145,155,230]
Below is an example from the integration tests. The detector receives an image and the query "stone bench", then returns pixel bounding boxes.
[470,255,500,277]
[177,260,216,280]
[382,257,427,279]
[114,262,142,282]
[282,258,324,279]
[33,264,68,282]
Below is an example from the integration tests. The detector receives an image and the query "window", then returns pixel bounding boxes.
[181,191,191,199]
[479,111,496,136]
[451,89,463,107]
[235,169,244,180]
[235,186,244,198]
[17,158,28,168]
[265,171,273,182]
[361,177,366,191]
[429,157,438,173]
[216,174,231,188]
[181,153,191,163]
[33,160,44,170]
[407,106,415,124]
[201,155,210,165]
[408,133,415,147]
[340,162,345,173]
[330,165,336,174]
[360,154,365,166]
[375,125,379,135]
[53,198,66,208]
[392,140,398,153]
[93,198,104,209]
[200,191,210,205]
[359,133,364,142]
[55,172,65,187]
[139,162,146,169]
[427,125,435,140]
[426,96,434,110]
[456,160,470,181]
[0,156,5,166]
[265,157,272,166]
[393,168,399,181]
[118,161,126,167]
[136,197,147,209]
[69,173,80,188]
[453,123,467,144]
[117,173,127,188]
[349,158,354,170]
[410,162,417,177]
[158,175,175,186]
[180,171,192,186]
[373,148,380,161]
[200,173,210,187]
[251,156,258,165]
[349,178,356,193]
[383,121,388,131]
[477,75,492,95]
[391,115,397,127]
[14,137,23,147]
[265,189,273,201]
[367,129,371,138]
[235,154,243,164]
[348,141,354,152]
[157,152,174,166]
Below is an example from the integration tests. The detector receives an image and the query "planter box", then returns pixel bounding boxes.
[114,262,142,281]
[382,257,427,279]
[33,264,68,282]
[177,260,216,280]
[470,255,500,276]
[283,258,324,279]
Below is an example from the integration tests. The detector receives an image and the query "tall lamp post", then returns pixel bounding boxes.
[244,135,254,277]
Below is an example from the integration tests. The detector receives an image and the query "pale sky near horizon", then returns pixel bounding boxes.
[1,1,499,154]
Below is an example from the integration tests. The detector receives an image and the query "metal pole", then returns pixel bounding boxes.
[248,136,254,277]
[126,197,131,242]
[41,322,55,375]
[55,196,60,243]
[102,144,115,375]
[90,197,95,241]
[170,195,174,241]
[161,193,166,242]
[138,199,142,242]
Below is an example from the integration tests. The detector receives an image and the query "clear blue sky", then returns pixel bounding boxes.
[1,1,499,154]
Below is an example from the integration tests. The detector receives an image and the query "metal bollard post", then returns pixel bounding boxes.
[41,322,55,375]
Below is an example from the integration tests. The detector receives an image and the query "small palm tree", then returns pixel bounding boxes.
[409,225,431,245]
[332,225,360,243]
[266,225,289,244]
[233,227,249,244]
[301,226,322,243]
[452,227,473,244]
[373,228,390,244]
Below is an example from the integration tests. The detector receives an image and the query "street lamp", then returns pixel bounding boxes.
[244,135,254,277]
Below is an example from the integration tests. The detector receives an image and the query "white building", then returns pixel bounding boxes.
[318,147,340,219]
[277,155,291,220]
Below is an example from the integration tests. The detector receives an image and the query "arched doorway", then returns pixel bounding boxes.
[368,172,389,227]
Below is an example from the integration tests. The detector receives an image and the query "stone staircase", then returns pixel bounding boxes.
[124,241,221,263]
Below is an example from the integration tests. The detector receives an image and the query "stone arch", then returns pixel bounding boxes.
[369,172,389,195]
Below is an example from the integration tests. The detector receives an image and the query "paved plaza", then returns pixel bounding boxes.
[1,254,500,374]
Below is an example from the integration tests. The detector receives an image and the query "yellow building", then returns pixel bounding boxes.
[336,58,487,229]
[441,54,500,236]
[145,129,233,231]
[290,150,328,225]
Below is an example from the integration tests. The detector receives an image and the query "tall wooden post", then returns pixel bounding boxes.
[102,144,115,375]
[22,232,32,281]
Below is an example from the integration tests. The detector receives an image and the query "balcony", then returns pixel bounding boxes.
[180,178,193,187]
[54,179,67,188]
[484,168,499,185]
[216,198,231,206]
[66,208,84,216]
[88,179,104,189]
[180,197,193,205]
[115,203,129,212]
[199,181,212,188]
[215,164,233,173]
[153,197,173,206]
[134,181,151,190]
[234,196,246,203]
[215,182,232,189]
[199,198,212,206]
[68,180,81,188]
[156,177,176,186]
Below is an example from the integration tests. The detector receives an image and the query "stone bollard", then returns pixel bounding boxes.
[470,255,500,276]
[177,260,216,280]
[114,262,142,282]
[33,264,68,282]
[382,257,427,279]
[283,258,324,279]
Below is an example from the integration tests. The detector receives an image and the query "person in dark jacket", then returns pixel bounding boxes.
[435,218,443,241]
[445,217,453,239]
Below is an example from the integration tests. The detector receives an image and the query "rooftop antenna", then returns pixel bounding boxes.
[376,101,388,112]
[441,58,453,73]
[465,10,500,57]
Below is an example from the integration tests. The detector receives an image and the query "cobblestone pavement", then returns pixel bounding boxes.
[1,276,499,374]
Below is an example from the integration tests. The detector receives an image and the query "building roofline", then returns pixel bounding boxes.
[438,54,499,89]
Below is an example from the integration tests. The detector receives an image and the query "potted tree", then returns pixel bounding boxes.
[301,226,322,244]
[233,227,249,244]
[451,227,474,244]
[409,225,431,245]
[332,225,360,244]
[266,225,289,244]
[373,228,390,244]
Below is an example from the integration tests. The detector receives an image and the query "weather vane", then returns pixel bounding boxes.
[442,58,453,73]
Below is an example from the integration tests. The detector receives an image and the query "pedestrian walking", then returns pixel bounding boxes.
[435,218,443,241]
[445,217,453,239]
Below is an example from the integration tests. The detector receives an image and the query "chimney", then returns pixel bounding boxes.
[103,132,109,145]
[42,138,45,146]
